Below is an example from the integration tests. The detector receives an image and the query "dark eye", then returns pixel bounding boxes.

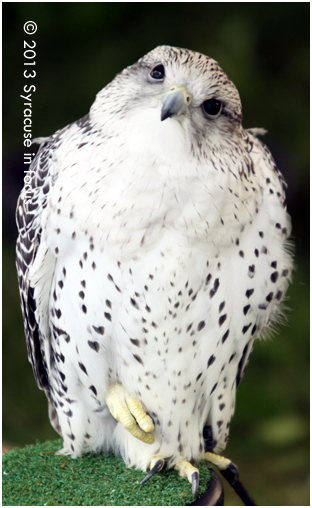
[202,99,222,117]
[150,64,165,81]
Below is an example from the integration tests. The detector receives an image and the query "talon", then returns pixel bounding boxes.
[220,461,239,486]
[205,451,257,505]
[205,451,238,485]
[140,456,165,485]
[191,469,199,498]
[175,460,199,498]
[205,451,238,486]
[105,383,155,444]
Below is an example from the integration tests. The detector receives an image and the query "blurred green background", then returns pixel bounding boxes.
[3,3,309,506]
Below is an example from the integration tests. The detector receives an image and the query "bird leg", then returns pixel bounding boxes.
[175,460,199,498]
[140,456,165,484]
[205,452,257,505]
[105,383,155,444]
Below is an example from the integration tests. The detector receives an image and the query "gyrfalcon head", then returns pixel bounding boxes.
[91,46,243,158]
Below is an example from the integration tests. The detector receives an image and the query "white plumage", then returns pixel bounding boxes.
[16,46,292,484]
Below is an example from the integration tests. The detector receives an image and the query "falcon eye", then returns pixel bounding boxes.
[202,99,222,118]
[150,64,165,81]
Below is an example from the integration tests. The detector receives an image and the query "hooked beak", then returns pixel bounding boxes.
[160,86,192,121]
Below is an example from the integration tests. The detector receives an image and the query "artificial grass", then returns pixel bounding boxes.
[2,440,212,506]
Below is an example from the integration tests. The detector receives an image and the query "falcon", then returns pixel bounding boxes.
[16,46,293,502]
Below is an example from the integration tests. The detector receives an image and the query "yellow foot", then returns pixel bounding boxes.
[205,451,232,471]
[141,457,199,498]
[205,451,239,484]
[140,456,165,485]
[205,451,239,487]
[105,383,155,444]
[175,459,199,497]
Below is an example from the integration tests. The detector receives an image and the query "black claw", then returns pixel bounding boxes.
[220,462,257,505]
[220,461,239,486]
[140,459,164,485]
[191,470,199,498]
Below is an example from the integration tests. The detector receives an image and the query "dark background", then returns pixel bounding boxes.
[3,3,309,505]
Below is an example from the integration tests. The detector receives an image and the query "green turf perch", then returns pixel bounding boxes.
[2,440,224,506]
